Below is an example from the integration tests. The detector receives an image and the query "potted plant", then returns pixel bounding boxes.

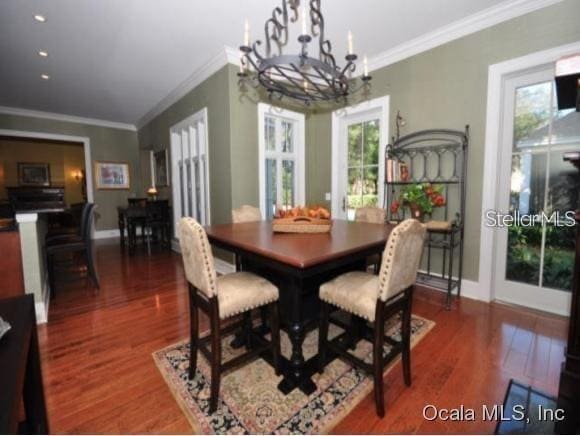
[390,183,445,221]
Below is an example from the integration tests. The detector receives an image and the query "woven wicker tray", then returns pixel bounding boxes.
[272,217,332,233]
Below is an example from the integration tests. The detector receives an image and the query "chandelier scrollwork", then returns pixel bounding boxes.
[238,0,371,105]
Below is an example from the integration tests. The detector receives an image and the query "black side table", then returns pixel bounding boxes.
[0,295,49,434]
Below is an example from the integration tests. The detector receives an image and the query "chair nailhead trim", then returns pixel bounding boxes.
[319,296,373,322]
[220,296,279,319]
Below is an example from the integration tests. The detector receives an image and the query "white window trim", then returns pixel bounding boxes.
[479,39,580,309]
[258,103,305,219]
[170,107,211,236]
[331,96,389,218]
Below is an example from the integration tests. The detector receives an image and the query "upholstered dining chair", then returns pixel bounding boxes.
[179,217,280,413]
[46,203,99,297]
[355,206,386,224]
[231,204,262,224]
[355,206,387,273]
[231,205,262,270]
[231,204,269,342]
[318,218,426,417]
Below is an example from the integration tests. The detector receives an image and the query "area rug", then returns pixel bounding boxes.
[153,314,435,434]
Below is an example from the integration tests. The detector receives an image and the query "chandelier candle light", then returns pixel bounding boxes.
[238,0,372,105]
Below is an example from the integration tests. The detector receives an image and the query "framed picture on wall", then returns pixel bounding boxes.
[94,161,130,190]
[154,149,169,187]
[18,162,51,186]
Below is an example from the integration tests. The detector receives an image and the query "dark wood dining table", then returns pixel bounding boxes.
[205,219,393,395]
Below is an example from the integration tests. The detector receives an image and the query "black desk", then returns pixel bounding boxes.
[0,295,49,434]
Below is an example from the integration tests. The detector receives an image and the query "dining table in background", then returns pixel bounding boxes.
[117,205,147,255]
[204,219,393,395]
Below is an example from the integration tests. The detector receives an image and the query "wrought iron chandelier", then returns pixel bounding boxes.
[238,0,371,105]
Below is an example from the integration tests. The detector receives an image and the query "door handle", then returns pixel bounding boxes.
[342,196,346,212]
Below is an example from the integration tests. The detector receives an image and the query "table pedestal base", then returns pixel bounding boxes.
[242,256,367,396]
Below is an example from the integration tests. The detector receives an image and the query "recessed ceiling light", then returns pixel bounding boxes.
[41,74,50,80]
[33,14,46,23]
[38,50,48,57]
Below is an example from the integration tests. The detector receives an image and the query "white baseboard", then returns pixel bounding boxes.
[35,280,50,324]
[461,279,489,302]
[165,244,489,302]
[35,302,47,324]
[93,229,121,239]
[94,228,148,239]
[214,258,236,275]
[417,269,489,303]
[171,239,235,275]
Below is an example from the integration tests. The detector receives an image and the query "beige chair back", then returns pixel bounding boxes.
[178,217,217,298]
[355,206,386,224]
[378,219,426,301]
[232,205,262,223]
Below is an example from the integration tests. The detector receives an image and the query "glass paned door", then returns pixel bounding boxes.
[494,68,578,315]
[170,109,211,236]
[344,119,380,220]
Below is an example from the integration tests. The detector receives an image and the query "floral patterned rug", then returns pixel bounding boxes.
[153,314,434,434]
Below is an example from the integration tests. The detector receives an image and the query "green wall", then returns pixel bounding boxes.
[302,0,580,281]
[138,65,232,225]
[227,64,311,209]
[0,113,140,231]
[137,0,580,282]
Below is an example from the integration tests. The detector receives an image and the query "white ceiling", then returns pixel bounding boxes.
[0,0,528,126]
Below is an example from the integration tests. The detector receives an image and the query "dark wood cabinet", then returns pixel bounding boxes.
[0,295,49,434]
[0,229,25,299]
[556,151,580,433]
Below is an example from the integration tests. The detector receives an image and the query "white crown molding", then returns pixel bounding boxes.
[137,46,238,129]
[135,0,562,130]
[224,45,241,65]
[0,105,136,131]
[367,0,565,73]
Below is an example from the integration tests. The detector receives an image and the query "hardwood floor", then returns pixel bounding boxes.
[37,239,568,434]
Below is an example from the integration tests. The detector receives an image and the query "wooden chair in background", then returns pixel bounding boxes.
[355,206,387,273]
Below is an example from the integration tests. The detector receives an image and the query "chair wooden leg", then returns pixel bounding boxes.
[188,286,198,380]
[269,303,281,376]
[86,248,100,289]
[347,314,364,350]
[209,300,221,414]
[259,306,269,334]
[373,303,386,417]
[146,226,151,256]
[402,291,412,386]
[243,310,254,349]
[318,301,330,374]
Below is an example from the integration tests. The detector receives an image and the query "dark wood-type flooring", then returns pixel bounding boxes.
[37,239,568,434]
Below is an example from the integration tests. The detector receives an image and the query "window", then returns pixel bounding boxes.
[258,104,305,219]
